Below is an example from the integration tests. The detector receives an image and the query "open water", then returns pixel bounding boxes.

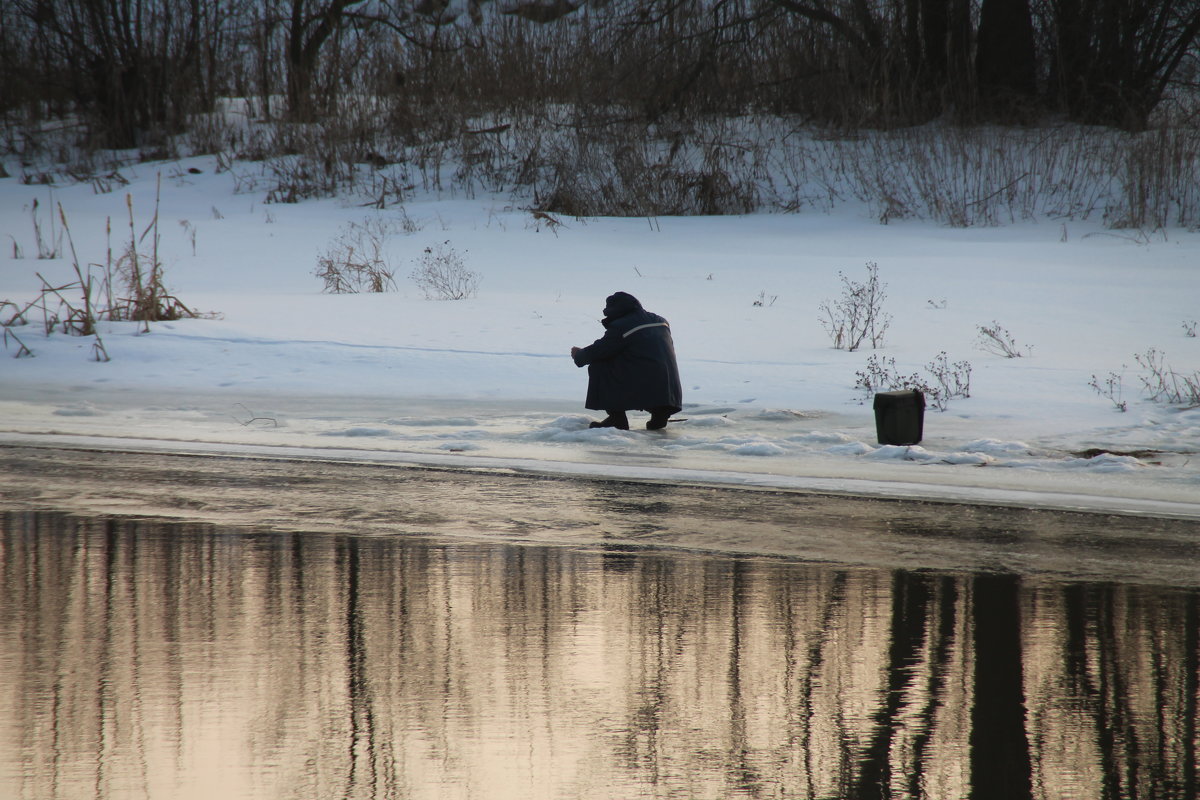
[1,447,1198,799]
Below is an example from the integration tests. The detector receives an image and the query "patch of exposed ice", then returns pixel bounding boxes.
[790,431,855,445]
[747,409,815,421]
[827,442,874,456]
[730,441,787,456]
[436,442,484,451]
[323,427,392,437]
[684,415,734,427]
[961,439,1035,456]
[386,417,480,427]
[938,452,996,466]
[1063,453,1144,472]
[52,405,102,417]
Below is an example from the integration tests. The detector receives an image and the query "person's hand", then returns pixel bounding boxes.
[571,347,581,357]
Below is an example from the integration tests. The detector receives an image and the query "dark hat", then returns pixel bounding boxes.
[603,291,642,318]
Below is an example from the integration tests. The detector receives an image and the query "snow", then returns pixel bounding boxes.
[2,154,1199,520]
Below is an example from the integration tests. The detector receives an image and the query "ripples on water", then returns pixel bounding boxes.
[1,510,1196,800]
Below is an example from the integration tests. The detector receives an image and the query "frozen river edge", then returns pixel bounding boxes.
[2,428,1200,521]
[2,435,1198,588]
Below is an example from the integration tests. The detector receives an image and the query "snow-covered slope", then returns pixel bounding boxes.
[2,155,1198,517]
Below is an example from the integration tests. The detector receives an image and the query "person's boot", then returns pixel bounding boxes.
[589,410,629,430]
[646,408,673,430]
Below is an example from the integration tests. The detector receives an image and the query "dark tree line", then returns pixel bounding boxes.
[2,0,237,148]
[2,0,1198,152]
[735,0,1200,127]
[1049,0,1200,128]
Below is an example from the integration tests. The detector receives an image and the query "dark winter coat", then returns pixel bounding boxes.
[572,292,683,413]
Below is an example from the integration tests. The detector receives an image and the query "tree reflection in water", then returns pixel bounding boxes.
[0,511,1196,800]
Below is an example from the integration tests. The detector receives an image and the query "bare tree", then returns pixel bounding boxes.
[1046,0,1200,129]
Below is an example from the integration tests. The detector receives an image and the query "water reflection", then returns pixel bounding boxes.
[1,511,1196,799]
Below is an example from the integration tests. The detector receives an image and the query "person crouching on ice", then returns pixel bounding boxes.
[570,291,683,430]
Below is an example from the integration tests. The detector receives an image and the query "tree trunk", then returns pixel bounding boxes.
[975,0,1038,120]
[909,0,973,118]
[285,0,367,121]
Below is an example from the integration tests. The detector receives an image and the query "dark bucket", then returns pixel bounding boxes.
[873,389,925,446]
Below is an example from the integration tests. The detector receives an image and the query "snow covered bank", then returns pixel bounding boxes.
[2,155,1198,520]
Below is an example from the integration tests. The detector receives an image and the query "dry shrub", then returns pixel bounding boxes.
[776,122,1200,229]
[534,120,760,217]
[819,262,891,352]
[410,241,478,300]
[315,217,403,294]
[1135,349,1200,406]
[2,184,199,361]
